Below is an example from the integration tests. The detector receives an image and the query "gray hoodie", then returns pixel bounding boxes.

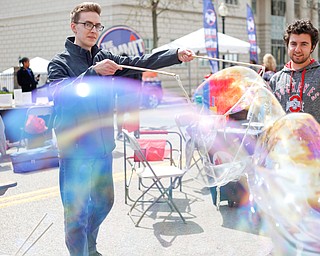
[269,60,320,123]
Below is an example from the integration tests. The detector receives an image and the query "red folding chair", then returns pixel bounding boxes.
[123,129,183,204]
[122,129,185,227]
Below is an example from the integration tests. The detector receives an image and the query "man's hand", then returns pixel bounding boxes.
[93,59,123,76]
[177,49,194,62]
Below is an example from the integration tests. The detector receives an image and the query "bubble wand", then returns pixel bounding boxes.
[191,55,265,71]
[119,64,192,104]
[120,57,266,106]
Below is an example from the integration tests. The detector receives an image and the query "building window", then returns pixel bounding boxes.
[306,0,317,8]
[271,0,286,16]
[144,38,153,54]
[251,0,257,14]
[198,58,211,68]
[318,0,320,60]
[271,39,286,70]
[294,0,300,19]
[225,0,238,5]
[224,54,238,68]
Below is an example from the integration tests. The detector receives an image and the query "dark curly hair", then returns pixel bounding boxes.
[283,19,319,49]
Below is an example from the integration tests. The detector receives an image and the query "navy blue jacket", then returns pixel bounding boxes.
[17,67,38,92]
[48,37,181,158]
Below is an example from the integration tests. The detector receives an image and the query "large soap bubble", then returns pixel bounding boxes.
[187,66,284,188]
[233,84,285,129]
[250,113,320,254]
[47,75,142,154]
[194,66,267,115]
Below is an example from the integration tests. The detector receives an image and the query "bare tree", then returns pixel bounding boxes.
[138,0,195,49]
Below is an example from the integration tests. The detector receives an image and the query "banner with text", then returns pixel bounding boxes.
[246,4,258,63]
[203,0,219,73]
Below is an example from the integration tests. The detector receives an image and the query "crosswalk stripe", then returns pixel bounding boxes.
[0,172,125,208]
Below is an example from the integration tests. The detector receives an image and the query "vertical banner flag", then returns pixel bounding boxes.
[203,0,219,73]
[246,4,258,63]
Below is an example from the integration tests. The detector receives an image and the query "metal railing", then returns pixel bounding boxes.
[0,73,14,92]
[0,73,48,92]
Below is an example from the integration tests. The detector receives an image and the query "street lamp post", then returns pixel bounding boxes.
[218,2,228,69]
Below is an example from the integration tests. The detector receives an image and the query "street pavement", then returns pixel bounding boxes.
[0,98,273,256]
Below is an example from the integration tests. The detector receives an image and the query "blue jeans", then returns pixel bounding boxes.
[59,155,114,256]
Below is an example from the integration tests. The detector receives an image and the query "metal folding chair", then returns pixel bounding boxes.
[122,129,186,227]
[174,112,205,173]
[124,129,182,204]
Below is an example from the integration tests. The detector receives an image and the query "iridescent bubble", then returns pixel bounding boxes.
[250,113,320,254]
[233,84,285,129]
[194,66,266,115]
[187,66,282,188]
[46,76,142,155]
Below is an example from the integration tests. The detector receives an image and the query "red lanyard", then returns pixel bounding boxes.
[288,59,315,109]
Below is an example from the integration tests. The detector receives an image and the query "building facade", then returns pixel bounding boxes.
[0,0,319,93]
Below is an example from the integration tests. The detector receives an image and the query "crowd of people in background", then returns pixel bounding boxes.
[3,18,319,148]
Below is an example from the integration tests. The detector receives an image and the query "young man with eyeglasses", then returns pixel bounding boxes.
[47,2,194,256]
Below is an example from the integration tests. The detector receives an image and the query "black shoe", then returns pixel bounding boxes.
[116,132,123,140]
[89,251,103,256]
[134,130,140,138]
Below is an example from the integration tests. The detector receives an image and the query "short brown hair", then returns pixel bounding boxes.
[70,2,101,23]
[283,19,319,49]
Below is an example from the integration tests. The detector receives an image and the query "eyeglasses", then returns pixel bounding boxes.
[75,22,104,32]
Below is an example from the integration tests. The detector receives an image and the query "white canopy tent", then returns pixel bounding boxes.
[2,67,14,75]
[152,28,261,97]
[29,57,50,73]
[1,57,49,74]
[152,28,260,55]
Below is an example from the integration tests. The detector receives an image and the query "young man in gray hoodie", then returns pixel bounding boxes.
[269,19,320,123]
